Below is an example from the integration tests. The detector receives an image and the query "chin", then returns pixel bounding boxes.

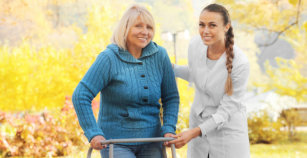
[139,44,148,48]
[202,40,211,46]
[141,42,150,48]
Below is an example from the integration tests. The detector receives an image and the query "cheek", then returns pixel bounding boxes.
[149,31,154,39]
[199,28,203,35]
[213,28,224,39]
[218,31,226,39]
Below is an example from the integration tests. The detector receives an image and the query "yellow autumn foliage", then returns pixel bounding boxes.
[255,58,307,102]
[0,2,167,112]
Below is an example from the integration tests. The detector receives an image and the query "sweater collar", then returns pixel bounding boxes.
[107,41,159,63]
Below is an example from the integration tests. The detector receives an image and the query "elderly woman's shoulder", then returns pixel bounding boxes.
[153,42,168,56]
[94,44,119,61]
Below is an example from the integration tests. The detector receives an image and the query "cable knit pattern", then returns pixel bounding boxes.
[72,41,179,145]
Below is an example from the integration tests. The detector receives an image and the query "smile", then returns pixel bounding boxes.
[138,37,148,41]
[203,36,212,40]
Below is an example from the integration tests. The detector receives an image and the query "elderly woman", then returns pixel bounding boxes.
[72,5,179,158]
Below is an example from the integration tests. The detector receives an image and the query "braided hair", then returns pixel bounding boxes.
[202,4,234,95]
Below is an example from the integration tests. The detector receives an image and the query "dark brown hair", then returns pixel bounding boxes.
[202,4,234,95]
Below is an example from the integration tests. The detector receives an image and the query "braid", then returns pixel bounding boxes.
[203,4,234,95]
[225,26,234,95]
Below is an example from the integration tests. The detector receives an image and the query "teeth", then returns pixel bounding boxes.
[138,37,147,41]
[204,36,211,40]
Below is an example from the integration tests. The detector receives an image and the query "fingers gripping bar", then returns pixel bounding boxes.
[87,137,176,158]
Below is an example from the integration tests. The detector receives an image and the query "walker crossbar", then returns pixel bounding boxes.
[87,137,177,158]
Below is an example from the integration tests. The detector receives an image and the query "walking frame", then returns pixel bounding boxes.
[87,137,177,158]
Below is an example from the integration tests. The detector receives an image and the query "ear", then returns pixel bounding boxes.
[224,23,231,33]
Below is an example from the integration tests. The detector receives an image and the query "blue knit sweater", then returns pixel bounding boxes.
[72,41,179,144]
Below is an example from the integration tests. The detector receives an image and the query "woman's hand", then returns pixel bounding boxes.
[90,135,107,150]
[168,127,201,149]
[163,133,176,147]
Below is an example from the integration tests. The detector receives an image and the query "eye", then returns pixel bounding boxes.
[199,23,205,27]
[209,24,216,28]
[147,25,153,30]
[135,24,143,28]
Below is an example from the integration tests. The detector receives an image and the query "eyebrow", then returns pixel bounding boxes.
[199,21,217,24]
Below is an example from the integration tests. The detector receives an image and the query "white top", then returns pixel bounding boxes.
[174,35,250,136]
[206,57,217,69]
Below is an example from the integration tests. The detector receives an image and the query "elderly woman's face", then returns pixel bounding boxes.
[126,16,153,51]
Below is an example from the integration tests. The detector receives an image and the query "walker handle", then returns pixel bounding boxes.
[87,137,176,158]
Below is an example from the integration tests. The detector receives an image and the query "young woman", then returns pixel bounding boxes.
[72,5,179,158]
[169,3,250,158]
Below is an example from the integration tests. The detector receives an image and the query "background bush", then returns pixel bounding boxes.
[248,110,285,144]
[0,96,99,157]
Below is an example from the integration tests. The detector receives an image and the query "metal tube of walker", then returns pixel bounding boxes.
[86,137,176,158]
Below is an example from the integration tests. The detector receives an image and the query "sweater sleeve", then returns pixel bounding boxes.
[72,53,111,142]
[198,62,250,136]
[160,49,180,136]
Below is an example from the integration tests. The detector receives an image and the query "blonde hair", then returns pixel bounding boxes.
[111,5,155,50]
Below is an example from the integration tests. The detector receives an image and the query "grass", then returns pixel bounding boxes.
[250,131,307,158]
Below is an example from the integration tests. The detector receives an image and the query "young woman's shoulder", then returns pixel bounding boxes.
[188,35,207,61]
[233,45,249,67]
[189,35,204,49]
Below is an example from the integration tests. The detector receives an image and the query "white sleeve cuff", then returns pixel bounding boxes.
[198,117,218,138]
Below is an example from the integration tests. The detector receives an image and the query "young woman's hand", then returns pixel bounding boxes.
[90,135,107,150]
[168,127,201,148]
[163,133,176,147]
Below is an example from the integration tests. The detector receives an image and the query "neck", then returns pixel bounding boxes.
[127,47,142,59]
[207,42,226,60]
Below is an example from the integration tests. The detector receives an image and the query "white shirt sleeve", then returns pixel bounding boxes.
[173,64,190,81]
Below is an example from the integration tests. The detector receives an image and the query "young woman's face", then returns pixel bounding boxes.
[199,10,229,46]
[126,16,153,51]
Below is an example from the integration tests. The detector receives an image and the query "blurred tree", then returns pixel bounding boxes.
[0,0,52,46]
[216,0,307,102]
[280,108,302,140]
[139,0,196,33]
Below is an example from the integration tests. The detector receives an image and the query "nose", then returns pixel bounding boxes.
[203,26,210,34]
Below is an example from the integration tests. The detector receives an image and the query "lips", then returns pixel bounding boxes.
[203,36,212,41]
[138,37,148,42]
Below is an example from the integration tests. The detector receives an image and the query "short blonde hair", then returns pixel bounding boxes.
[111,5,155,50]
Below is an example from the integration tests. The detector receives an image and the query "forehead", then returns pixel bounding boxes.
[134,15,153,26]
[199,11,224,23]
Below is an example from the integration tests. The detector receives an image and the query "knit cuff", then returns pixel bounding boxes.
[84,128,105,142]
[161,125,176,136]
